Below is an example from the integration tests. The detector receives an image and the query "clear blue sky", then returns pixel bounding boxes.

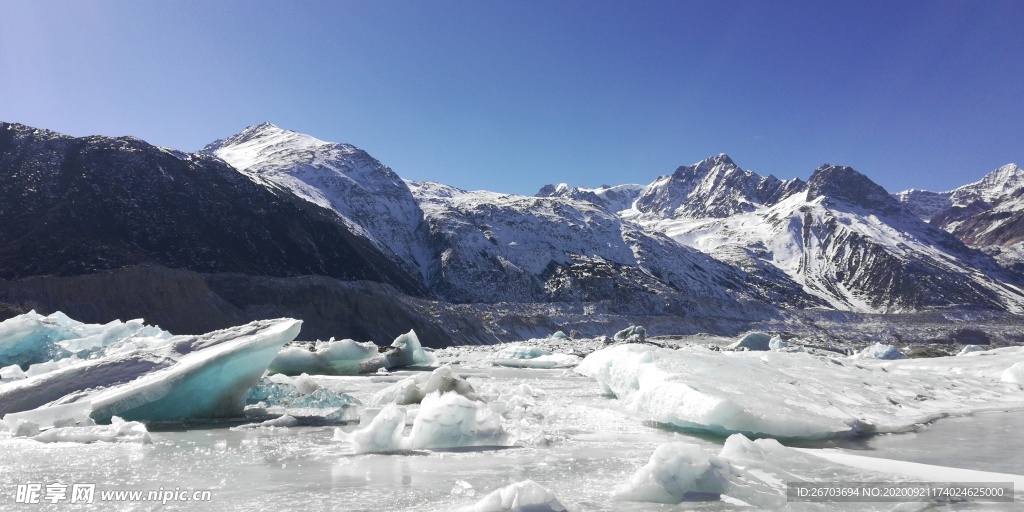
[2,0,1021,195]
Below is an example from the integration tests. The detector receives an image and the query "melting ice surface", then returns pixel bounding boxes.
[2,325,1024,510]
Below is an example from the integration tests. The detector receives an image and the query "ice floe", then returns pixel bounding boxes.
[577,343,1024,439]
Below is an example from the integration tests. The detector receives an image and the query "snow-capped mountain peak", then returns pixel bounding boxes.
[201,123,335,173]
[807,164,905,215]
[202,124,432,281]
[633,154,802,219]
[952,163,1023,206]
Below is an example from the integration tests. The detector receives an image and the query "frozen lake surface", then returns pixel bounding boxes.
[3,363,1023,510]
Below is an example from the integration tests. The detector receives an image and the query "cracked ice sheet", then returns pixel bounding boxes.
[577,344,1024,439]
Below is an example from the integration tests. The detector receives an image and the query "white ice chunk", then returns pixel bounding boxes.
[851,343,907,360]
[340,391,506,452]
[456,479,567,512]
[336,403,406,452]
[958,345,987,356]
[768,336,787,351]
[406,391,505,449]
[1001,362,1024,383]
[577,344,1024,439]
[383,329,437,368]
[0,364,26,381]
[32,416,151,444]
[371,365,478,405]
[11,419,40,437]
[268,338,383,375]
[613,442,734,503]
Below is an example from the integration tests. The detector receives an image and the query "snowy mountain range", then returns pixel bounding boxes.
[1,121,1022,343]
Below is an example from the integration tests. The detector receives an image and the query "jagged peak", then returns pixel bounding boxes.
[807,164,903,214]
[975,162,1023,191]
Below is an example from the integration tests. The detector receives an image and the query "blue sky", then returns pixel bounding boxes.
[1,1,1021,195]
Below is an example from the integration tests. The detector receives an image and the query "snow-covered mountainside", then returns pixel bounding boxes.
[897,163,1024,272]
[535,182,645,213]
[0,122,420,290]
[408,181,811,315]
[628,157,1024,313]
[202,124,431,280]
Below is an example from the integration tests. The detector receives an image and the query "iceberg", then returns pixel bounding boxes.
[728,332,771,351]
[456,480,567,512]
[577,344,1024,439]
[1,318,302,427]
[0,311,76,367]
[268,338,384,376]
[0,310,171,370]
[82,318,302,423]
[382,329,437,368]
[768,336,787,351]
[338,390,506,452]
